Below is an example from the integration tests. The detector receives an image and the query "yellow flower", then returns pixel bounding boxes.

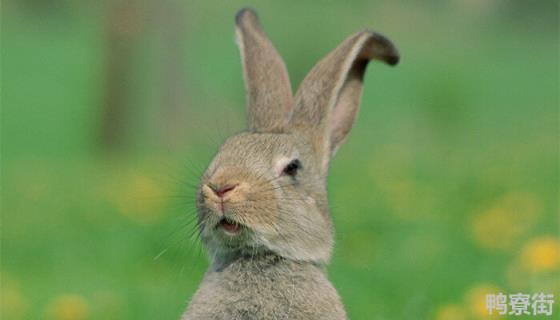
[470,192,541,251]
[46,294,89,320]
[521,236,560,272]
[464,284,502,319]
[373,177,437,221]
[434,304,466,320]
[106,171,166,224]
[0,273,28,320]
[471,206,521,250]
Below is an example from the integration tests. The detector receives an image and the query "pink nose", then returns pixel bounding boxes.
[209,184,237,198]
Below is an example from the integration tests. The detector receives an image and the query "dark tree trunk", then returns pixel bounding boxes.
[99,0,143,152]
[156,1,188,149]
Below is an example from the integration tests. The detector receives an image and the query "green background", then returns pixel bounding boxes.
[1,1,558,319]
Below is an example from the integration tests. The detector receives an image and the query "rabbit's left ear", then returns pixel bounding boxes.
[289,31,399,170]
[235,8,293,133]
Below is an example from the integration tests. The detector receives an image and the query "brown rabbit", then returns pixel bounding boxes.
[182,8,399,320]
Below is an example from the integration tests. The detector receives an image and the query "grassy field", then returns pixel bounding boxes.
[1,1,558,319]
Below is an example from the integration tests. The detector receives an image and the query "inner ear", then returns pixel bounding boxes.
[329,59,367,156]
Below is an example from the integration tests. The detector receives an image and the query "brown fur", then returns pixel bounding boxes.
[182,8,399,320]
[235,9,294,133]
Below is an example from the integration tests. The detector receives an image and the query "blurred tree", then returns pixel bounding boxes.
[99,0,188,152]
[18,0,70,17]
[99,0,145,151]
[154,0,188,150]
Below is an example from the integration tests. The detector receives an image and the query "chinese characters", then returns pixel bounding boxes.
[486,293,554,316]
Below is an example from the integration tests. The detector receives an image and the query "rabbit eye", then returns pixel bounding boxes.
[282,159,301,177]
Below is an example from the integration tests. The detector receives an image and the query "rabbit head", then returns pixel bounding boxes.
[196,8,399,267]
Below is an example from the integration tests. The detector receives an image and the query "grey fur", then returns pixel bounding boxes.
[182,8,398,320]
[235,8,294,133]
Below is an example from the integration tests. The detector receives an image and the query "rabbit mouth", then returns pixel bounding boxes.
[217,217,242,235]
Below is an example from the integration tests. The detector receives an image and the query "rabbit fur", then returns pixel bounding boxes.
[182,8,399,320]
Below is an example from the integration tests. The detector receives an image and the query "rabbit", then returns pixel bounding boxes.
[182,8,399,320]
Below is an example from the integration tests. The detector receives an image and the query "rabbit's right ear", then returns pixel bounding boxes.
[235,8,294,133]
[289,31,399,171]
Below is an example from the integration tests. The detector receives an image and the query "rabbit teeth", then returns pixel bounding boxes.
[217,218,242,235]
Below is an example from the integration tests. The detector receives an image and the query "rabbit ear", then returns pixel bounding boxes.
[290,31,399,169]
[235,8,294,133]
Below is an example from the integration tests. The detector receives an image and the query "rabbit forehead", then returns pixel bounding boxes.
[217,132,301,164]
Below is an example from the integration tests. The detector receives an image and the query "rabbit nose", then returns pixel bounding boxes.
[209,184,238,198]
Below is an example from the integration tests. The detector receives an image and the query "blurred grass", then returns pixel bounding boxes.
[1,1,559,319]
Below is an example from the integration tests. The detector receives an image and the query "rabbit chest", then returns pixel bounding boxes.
[182,254,347,320]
